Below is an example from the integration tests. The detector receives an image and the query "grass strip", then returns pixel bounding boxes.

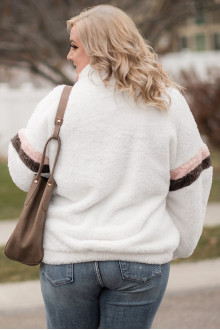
[0,247,40,283]
[171,225,220,264]
[0,162,26,220]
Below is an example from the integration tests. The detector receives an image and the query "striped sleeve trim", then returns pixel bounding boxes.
[11,132,50,173]
[169,144,211,191]
[19,128,49,164]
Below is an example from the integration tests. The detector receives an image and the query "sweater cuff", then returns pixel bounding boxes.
[11,128,50,174]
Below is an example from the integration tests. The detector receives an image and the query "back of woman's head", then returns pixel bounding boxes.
[67,4,181,112]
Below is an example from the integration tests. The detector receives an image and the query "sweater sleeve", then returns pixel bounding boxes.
[166,89,213,260]
[7,84,65,192]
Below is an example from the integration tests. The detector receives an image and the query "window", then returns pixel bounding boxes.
[211,10,220,23]
[213,33,220,50]
[180,36,188,50]
[195,34,206,51]
[194,11,205,25]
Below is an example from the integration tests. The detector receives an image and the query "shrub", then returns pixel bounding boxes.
[179,67,220,149]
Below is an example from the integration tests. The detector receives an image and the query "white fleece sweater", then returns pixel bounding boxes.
[8,63,213,265]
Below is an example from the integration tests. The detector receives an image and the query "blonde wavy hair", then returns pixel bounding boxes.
[66,4,182,112]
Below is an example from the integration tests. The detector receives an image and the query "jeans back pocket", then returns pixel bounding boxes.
[40,263,74,287]
[119,261,162,283]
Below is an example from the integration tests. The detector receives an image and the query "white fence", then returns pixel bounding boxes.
[0,83,51,158]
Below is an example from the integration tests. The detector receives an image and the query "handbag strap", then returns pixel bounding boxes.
[36,85,72,183]
[53,85,72,138]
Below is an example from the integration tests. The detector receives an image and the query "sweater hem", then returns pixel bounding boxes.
[42,249,174,265]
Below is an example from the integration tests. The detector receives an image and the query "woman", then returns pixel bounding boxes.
[8,4,213,329]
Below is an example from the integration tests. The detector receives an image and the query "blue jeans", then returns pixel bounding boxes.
[40,261,170,329]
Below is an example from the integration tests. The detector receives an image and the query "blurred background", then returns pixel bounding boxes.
[0,0,220,328]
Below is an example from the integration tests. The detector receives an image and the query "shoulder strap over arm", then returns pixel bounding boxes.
[36,85,72,181]
[53,85,72,138]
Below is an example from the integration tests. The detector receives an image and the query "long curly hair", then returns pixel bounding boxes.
[67,4,182,112]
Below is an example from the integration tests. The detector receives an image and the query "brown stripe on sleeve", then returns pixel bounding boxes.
[11,134,50,173]
[169,155,212,191]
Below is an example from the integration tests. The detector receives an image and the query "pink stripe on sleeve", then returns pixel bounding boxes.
[18,128,49,165]
[170,144,210,180]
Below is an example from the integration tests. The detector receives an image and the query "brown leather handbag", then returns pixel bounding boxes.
[4,85,72,266]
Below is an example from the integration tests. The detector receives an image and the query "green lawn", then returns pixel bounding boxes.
[0,225,220,283]
[0,162,26,220]
[173,225,220,264]
[0,246,40,283]
[209,176,220,202]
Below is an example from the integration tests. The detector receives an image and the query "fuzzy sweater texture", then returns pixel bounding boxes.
[8,63,213,265]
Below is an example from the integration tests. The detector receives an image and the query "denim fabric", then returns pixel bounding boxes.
[40,261,170,329]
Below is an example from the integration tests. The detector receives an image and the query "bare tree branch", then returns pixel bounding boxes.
[0,0,219,85]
